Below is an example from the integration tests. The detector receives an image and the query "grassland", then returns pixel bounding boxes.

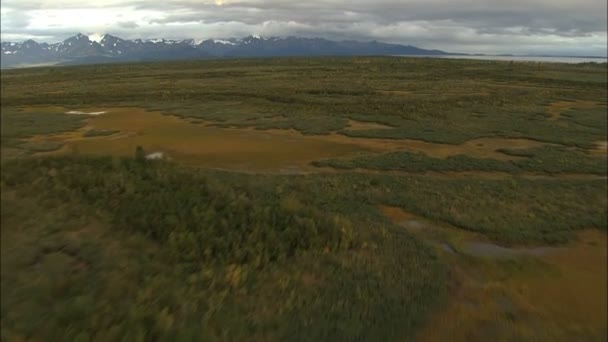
[82,128,119,137]
[1,57,607,341]
[313,145,608,175]
[2,58,606,147]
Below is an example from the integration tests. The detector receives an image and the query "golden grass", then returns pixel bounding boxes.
[418,230,607,341]
[592,140,608,156]
[344,119,393,130]
[379,205,607,341]
[547,100,600,120]
[28,107,367,172]
[23,106,554,172]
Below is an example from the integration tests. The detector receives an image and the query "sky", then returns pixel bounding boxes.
[1,0,607,56]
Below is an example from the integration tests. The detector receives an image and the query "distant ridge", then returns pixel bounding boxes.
[1,33,450,68]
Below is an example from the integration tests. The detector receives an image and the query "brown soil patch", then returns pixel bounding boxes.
[379,205,431,232]
[547,100,599,120]
[344,119,393,130]
[379,205,417,223]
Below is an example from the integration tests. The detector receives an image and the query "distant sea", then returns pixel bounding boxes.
[403,55,608,64]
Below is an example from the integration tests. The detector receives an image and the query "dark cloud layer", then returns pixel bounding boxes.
[1,0,606,55]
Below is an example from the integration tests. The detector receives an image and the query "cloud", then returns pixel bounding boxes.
[118,20,139,29]
[1,0,606,55]
[1,9,32,29]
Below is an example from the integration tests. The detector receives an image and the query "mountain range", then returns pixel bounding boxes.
[1,33,449,68]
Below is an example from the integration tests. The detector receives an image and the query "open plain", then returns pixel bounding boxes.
[1,57,606,341]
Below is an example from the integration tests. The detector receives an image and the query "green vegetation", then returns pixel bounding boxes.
[1,156,445,341]
[370,176,607,244]
[134,145,146,161]
[16,140,65,153]
[83,128,119,137]
[252,171,605,245]
[1,57,606,340]
[314,145,608,174]
[2,154,605,339]
[0,108,84,154]
[1,58,606,147]
[561,106,608,131]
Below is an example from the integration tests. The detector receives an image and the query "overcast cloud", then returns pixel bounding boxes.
[1,0,606,55]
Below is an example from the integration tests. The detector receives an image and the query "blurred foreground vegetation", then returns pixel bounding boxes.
[1,156,446,341]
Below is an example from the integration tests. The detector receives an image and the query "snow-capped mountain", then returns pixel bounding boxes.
[1,33,448,68]
[55,33,106,56]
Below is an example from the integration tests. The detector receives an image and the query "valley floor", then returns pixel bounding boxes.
[1,57,606,341]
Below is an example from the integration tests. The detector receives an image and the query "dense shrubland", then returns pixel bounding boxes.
[314,145,608,175]
[2,57,606,146]
[1,156,445,340]
[3,156,355,265]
